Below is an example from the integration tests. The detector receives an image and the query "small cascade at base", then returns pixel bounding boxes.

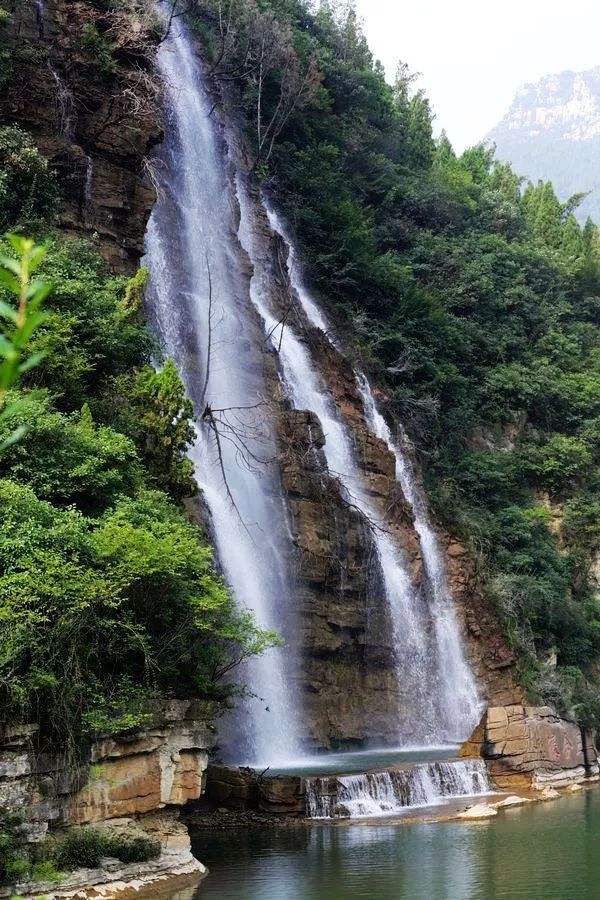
[305,759,492,820]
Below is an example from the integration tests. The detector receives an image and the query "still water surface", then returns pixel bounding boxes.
[187,789,600,899]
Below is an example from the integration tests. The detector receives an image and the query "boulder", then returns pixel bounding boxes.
[491,795,532,809]
[539,787,560,801]
[457,803,498,819]
[460,705,593,790]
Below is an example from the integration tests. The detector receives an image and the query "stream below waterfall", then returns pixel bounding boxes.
[180,788,600,899]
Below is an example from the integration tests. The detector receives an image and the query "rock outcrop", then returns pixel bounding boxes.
[204,764,305,816]
[460,705,599,789]
[0,0,161,272]
[0,701,216,840]
[486,67,600,224]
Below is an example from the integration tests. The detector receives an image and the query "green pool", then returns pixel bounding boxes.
[187,788,600,899]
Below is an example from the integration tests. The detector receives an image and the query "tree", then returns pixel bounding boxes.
[561,213,583,262]
[116,360,196,500]
[0,128,57,230]
[534,181,563,248]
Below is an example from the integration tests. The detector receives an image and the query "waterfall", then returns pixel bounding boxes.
[34,0,45,39]
[82,156,94,224]
[144,2,481,759]
[236,177,440,744]
[143,11,300,767]
[264,203,481,743]
[305,759,491,819]
[356,376,482,740]
[49,63,75,138]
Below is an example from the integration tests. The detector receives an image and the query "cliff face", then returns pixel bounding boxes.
[243,194,521,750]
[0,702,215,897]
[0,2,522,754]
[487,67,600,223]
[0,0,161,271]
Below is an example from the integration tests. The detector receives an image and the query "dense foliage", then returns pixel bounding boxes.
[0,133,277,751]
[190,0,600,719]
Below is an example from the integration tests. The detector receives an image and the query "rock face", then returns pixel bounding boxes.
[460,705,599,789]
[204,764,305,816]
[0,0,161,272]
[0,701,216,839]
[486,67,600,223]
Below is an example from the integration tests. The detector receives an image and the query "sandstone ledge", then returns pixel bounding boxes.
[460,705,599,789]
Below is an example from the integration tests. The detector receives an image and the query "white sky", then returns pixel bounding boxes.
[355,0,600,152]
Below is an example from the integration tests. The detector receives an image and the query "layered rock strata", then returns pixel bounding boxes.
[460,705,599,789]
[0,701,215,832]
[0,0,161,272]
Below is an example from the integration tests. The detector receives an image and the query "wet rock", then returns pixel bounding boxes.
[539,787,560,801]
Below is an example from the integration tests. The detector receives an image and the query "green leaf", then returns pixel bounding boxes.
[0,423,27,453]
[18,350,47,374]
[0,268,19,294]
[0,299,18,323]
[0,253,20,276]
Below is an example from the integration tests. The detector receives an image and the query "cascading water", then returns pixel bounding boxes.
[83,156,94,224]
[49,64,75,138]
[34,0,46,39]
[236,177,440,743]
[356,375,482,741]
[144,1,480,759]
[305,759,492,819]
[263,202,481,744]
[143,10,300,767]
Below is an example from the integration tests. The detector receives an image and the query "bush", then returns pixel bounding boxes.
[54,828,160,870]
[0,127,57,229]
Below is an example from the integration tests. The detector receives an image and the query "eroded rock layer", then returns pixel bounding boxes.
[461,705,599,789]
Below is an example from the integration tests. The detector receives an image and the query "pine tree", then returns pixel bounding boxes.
[405,90,435,170]
[522,180,543,228]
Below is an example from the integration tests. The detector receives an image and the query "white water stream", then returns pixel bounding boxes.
[263,202,481,743]
[143,12,300,767]
[356,375,482,740]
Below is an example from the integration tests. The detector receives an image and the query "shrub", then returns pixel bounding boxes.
[0,127,57,229]
[54,828,160,870]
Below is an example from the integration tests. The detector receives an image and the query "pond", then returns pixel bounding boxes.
[185,788,600,899]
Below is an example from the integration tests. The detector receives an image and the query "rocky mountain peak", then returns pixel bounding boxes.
[487,67,600,222]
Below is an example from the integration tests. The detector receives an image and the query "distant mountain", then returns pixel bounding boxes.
[486,67,600,223]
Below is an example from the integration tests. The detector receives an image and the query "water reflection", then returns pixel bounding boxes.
[188,791,600,899]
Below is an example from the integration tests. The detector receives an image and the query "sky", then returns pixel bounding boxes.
[355,0,600,152]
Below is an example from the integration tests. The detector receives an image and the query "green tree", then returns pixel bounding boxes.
[114,360,196,500]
